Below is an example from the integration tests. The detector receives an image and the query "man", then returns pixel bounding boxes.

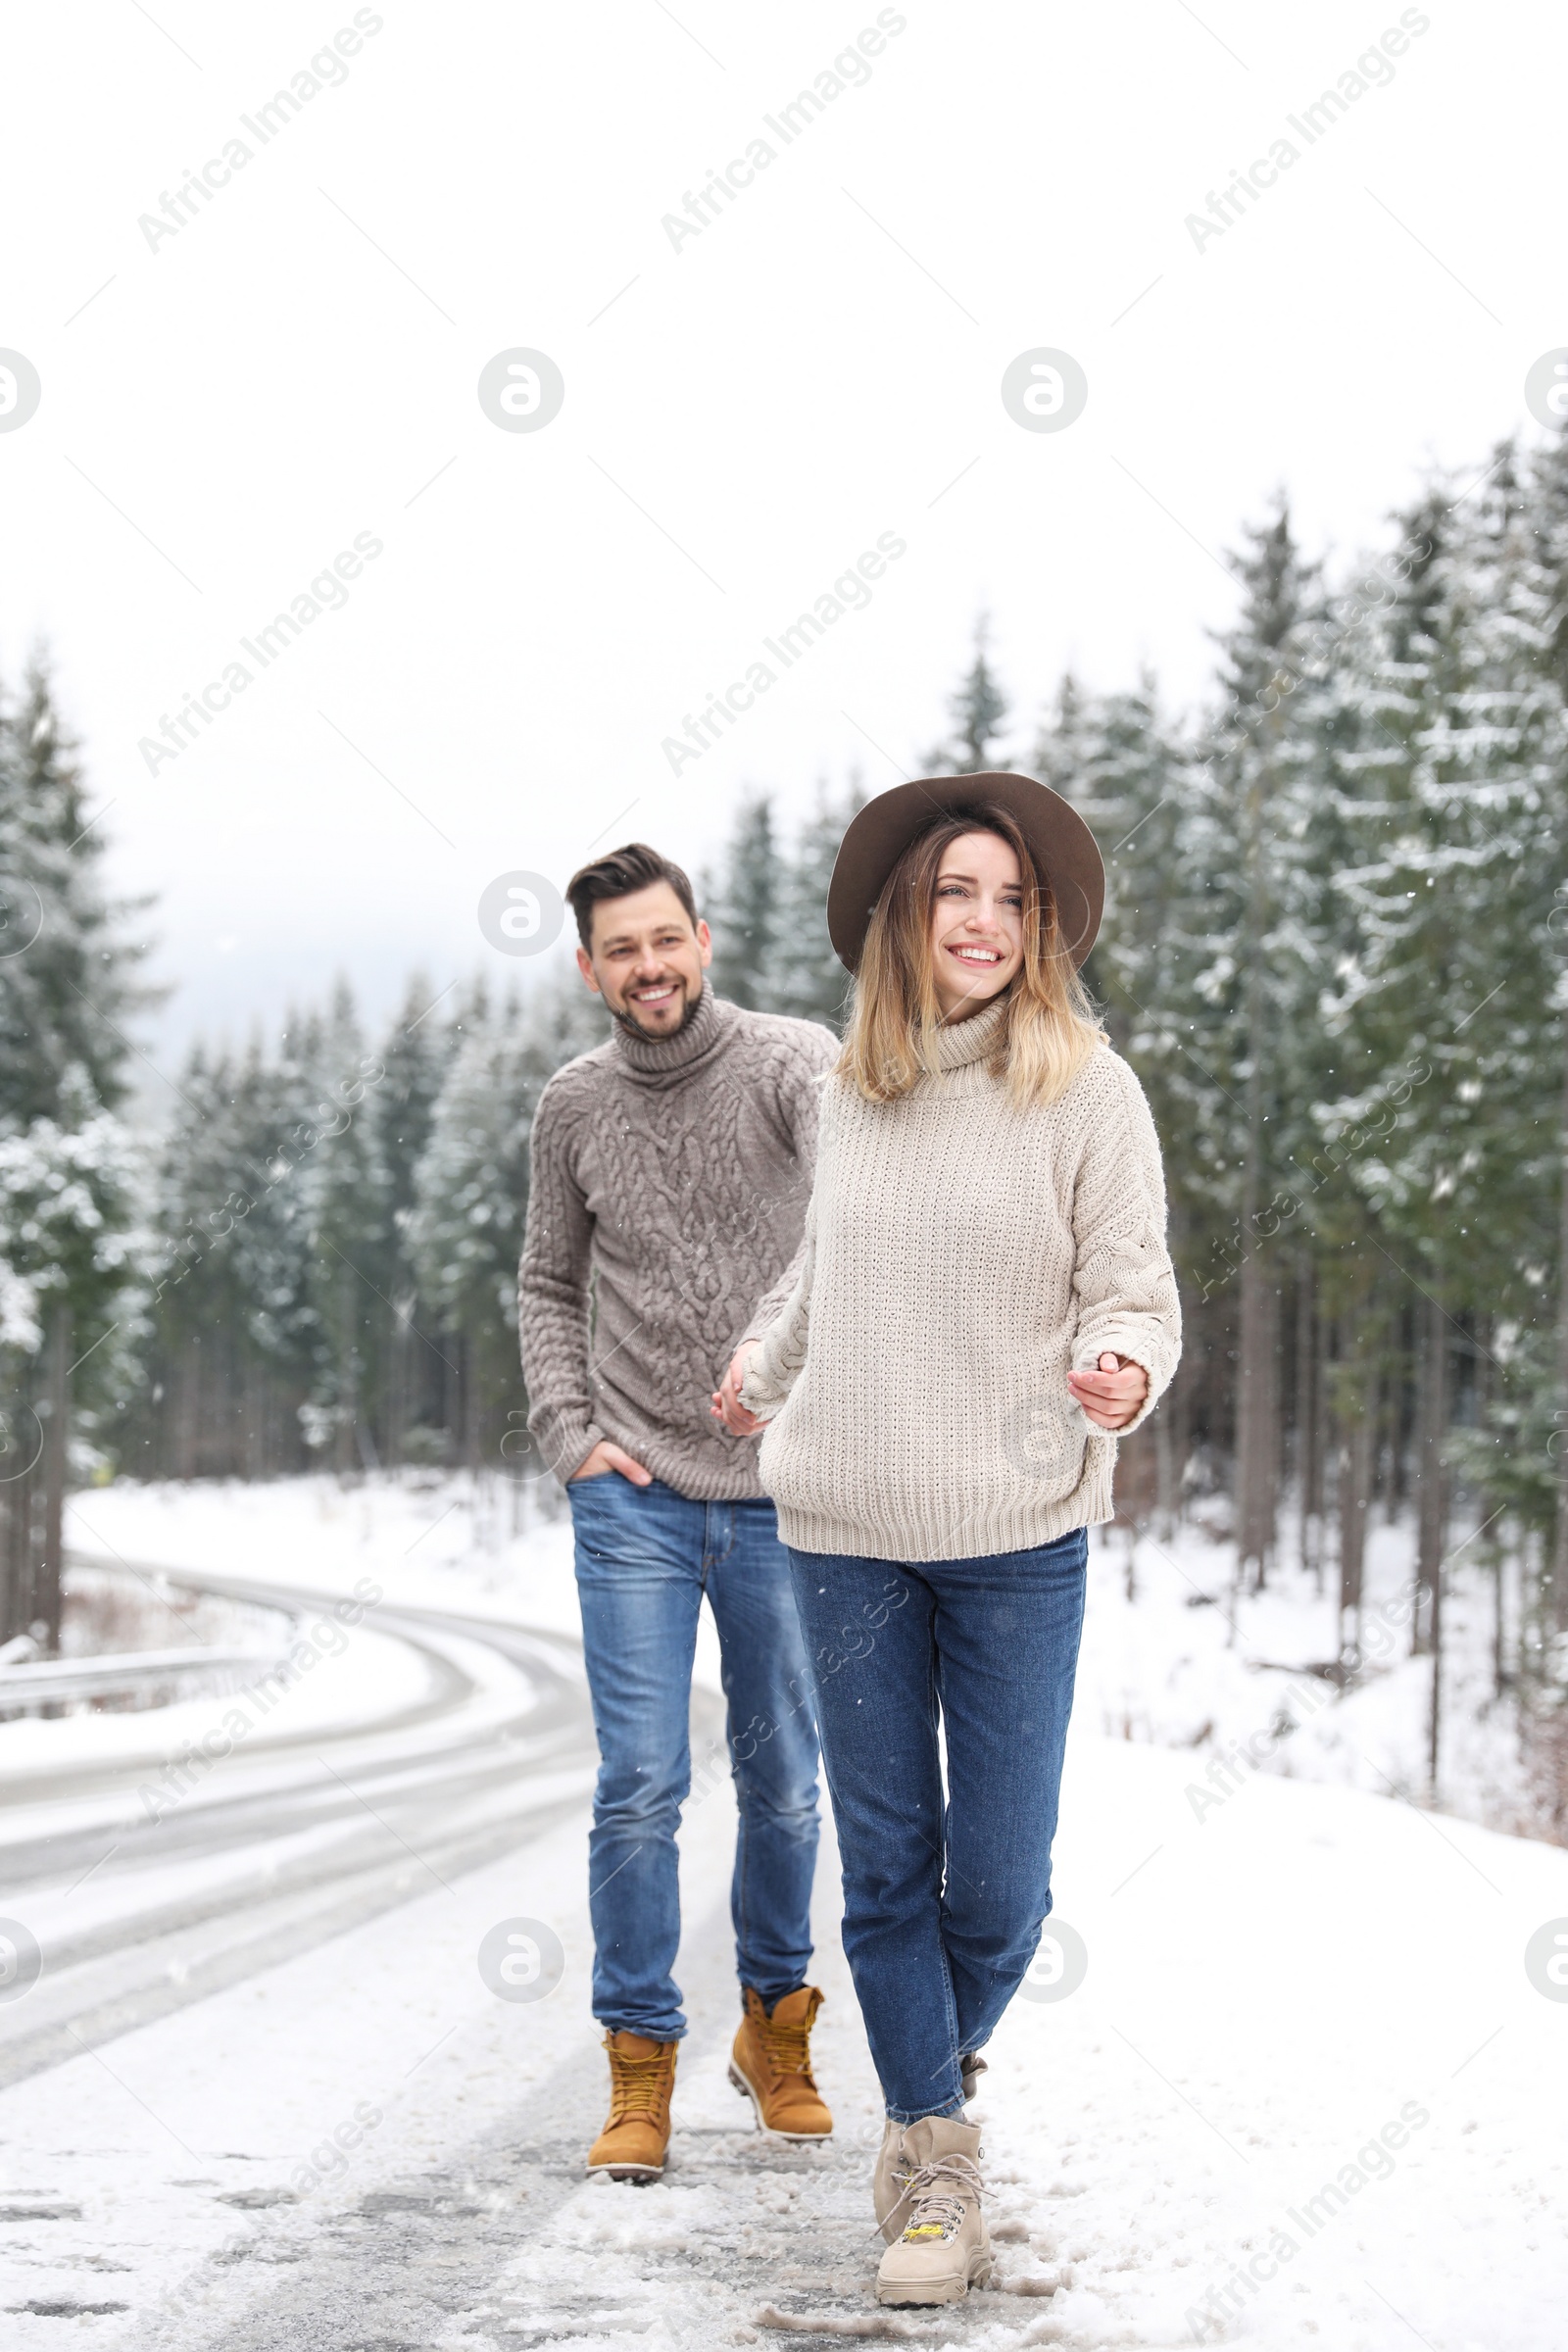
[518,841,839,2180]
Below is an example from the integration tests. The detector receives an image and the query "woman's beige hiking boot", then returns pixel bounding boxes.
[586,2031,678,2180]
[872,2117,913,2240]
[875,2116,991,2306]
[728,1985,833,2138]
[873,2062,987,2239]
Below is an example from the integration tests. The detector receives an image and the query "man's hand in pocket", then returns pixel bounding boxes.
[568,1441,653,1485]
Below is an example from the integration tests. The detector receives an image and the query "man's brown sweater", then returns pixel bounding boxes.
[517,983,838,1497]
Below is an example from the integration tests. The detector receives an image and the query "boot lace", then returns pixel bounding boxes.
[760,2008,818,2083]
[887,2152,985,2244]
[606,2047,670,2124]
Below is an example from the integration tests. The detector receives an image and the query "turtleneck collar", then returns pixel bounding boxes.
[610,978,734,1084]
[929,994,1009,1072]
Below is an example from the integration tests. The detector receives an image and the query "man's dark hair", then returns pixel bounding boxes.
[565,841,699,950]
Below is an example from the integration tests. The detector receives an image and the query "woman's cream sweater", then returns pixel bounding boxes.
[739,999,1182,1562]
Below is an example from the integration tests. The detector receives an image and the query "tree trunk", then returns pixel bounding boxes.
[1428,1527,1444,1802]
[36,1305,71,1655]
[1232,737,1278,1591]
[0,1446,33,1644]
[1156,1199,1189,1535]
[462,1332,479,1470]
[0,1486,13,1645]
[243,1353,267,1480]
[1154,1390,1177,1537]
[1337,1342,1375,1663]
[1236,1259,1278,1587]
[1116,1423,1157,1535]
[1413,1291,1449,1655]
[1292,1256,1314,1572]
[172,1342,198,1480]
[1554,1003,1568,1626]
[387,1303,412,1469]
[1375,1370,1397,1520]
[1303,1291,1328,1590]
[1389,1302,1414,1521]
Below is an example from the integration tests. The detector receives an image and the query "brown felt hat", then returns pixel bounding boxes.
[826,771,1105,975]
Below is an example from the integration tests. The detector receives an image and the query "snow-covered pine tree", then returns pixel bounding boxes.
[769,778,865,1032]
[525,952,612,1066]
[0,657,149,1127]
[139,1027,317,1477]
[1316,487,1459,1649]
[1327,446,1568,1721]
[925,617,1011,773]
[372,974,457,1463]
[1190,500,1334,1589]
[705,795,781,1009]
[0,1073,143,1641]
[299,981,390,1473]
[0,660,148,1643]
[1518,425,1568,1662]
[408,987,541,1467]
[141,1043,249,1477]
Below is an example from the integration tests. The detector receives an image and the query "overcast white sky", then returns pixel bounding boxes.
[1,0,1562,1094]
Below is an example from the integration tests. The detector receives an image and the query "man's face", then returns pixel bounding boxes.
[577,881,712,1039]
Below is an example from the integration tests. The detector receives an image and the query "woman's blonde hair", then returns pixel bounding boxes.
[837,804,1103,1108]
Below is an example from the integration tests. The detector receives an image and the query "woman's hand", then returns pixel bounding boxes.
[710,1344,763,1436]
[1068,1351,1149,1431]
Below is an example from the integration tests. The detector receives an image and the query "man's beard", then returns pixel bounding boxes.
[611,979,700,1041]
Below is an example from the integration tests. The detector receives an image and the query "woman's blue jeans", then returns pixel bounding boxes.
[787,1527,1087,2123]
[568,1472,821,2040]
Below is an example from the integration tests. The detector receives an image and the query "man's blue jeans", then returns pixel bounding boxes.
[786,1527,1087,2122]
[568,1472,821,2039]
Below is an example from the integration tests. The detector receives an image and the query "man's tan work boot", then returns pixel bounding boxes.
[875,2116,991,2305]
[728,1985,832,2139]
[586,2031,678,2180]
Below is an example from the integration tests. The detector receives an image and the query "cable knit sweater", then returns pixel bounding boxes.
[739,998,1182,1561]
[518,984,838,1497]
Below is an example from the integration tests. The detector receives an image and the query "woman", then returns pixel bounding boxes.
[715,772,1180,2308]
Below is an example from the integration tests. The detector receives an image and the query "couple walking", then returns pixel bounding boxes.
[517,772,1181,2307]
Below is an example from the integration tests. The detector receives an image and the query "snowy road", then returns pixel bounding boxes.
[0,1563,599,2090]
[2,1519,1567,2350]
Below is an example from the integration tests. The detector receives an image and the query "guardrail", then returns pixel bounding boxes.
[0,1644,297,1718]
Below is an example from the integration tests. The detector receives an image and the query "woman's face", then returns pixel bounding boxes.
[926,829,1025,1022]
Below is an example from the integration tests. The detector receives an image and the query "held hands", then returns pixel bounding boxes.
[710,1344,762,1437]
[1067,1351,1149,1432]
[568,1439,653,1485]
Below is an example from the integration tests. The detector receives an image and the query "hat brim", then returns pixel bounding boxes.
[826,772,1105,975]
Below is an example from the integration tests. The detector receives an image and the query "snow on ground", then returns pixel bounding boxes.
[1079,1510,1533,1836]
[1,1661,1564,2349]
[0,1472,1555,2347]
